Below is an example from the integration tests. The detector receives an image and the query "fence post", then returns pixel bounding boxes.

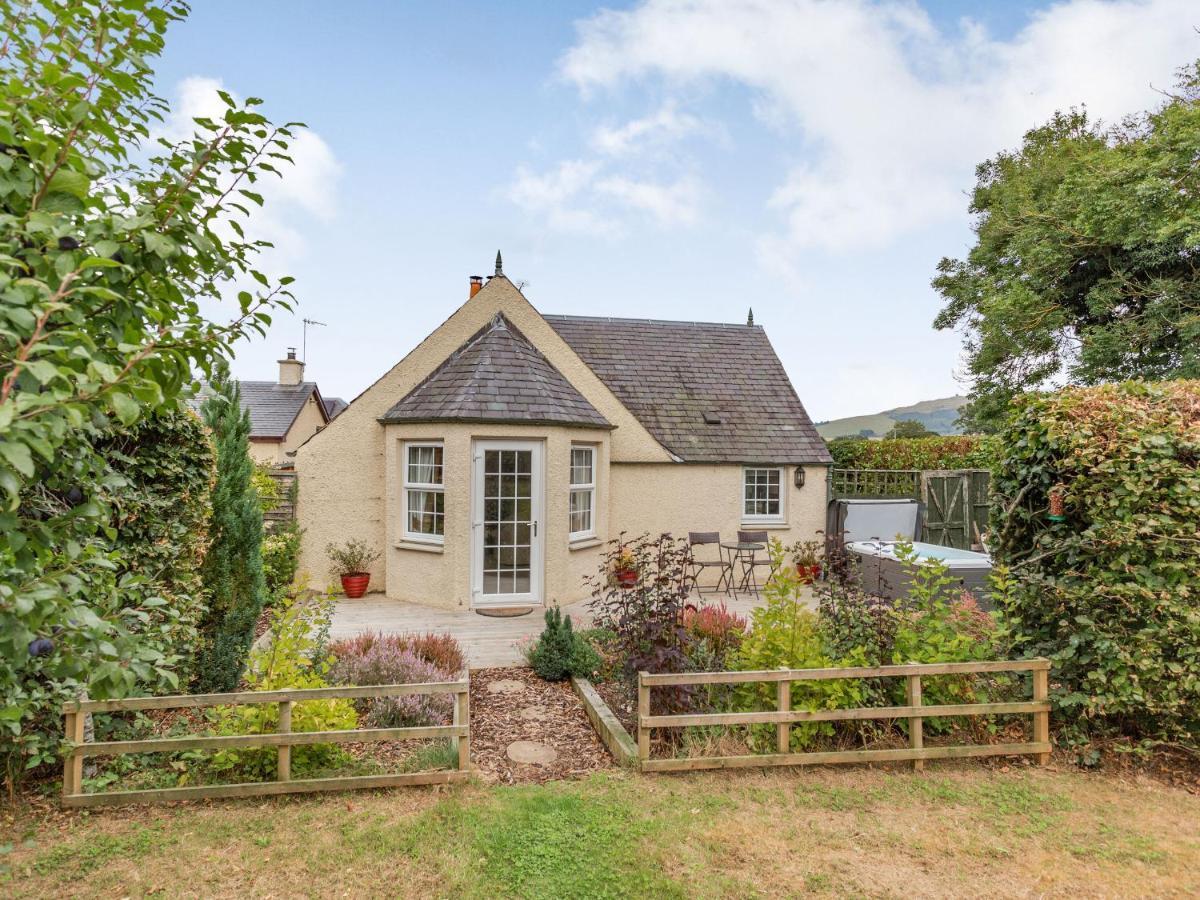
[637,672,650,763]
[776,667,791,754]
[906,673,923,772]
[277,700,292,782]
[62,706,85,799]
[455,679,471,771]
[1032,663,1051,765]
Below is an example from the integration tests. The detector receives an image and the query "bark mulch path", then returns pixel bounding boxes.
[469,667,614,785]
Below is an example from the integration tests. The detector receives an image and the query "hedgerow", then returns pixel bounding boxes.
[826,435,996,470]
[990,380,1200,750]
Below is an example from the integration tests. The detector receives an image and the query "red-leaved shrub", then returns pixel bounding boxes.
[682,603,747,659]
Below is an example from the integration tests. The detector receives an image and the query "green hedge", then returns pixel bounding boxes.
[990,380,1200,747]
[826,435,996,470]
[98,407,215,680]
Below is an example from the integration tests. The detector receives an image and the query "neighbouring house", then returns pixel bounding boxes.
[294,255,832,609]
[194,349,333,465]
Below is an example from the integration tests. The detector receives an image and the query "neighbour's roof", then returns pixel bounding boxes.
[190,380,326,440]
[543,314,832,465]
[323,396,348,419]
[380,313,613,429]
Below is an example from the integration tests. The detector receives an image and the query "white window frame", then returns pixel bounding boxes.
[568,445,596,541]
[403,441,445,544]
[742,466,785,524]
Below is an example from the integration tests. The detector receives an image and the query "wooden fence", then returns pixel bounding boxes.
[636,659,1050,772]
[62,678,471,807]
[828,467,991,550]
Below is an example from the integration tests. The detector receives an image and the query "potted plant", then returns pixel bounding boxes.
[790,539,823,584]
[610,546,639,588]
[326,539,381,598]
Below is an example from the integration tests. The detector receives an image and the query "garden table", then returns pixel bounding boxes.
[720,541,766,599]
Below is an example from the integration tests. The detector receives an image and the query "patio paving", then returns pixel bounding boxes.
[329,584,815,669]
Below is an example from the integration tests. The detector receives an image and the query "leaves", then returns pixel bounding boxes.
[934,62,1200,432]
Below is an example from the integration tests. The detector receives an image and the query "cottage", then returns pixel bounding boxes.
[294,256,832,609]
[212,350,340,465]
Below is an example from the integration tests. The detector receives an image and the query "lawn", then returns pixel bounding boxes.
[3,763,1198,898]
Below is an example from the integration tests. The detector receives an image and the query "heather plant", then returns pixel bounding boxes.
[330,630,466,676]
[681,603,747,664]
[328,641,453,728]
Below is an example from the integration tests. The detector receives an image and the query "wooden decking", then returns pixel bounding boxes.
[329,586,813,669]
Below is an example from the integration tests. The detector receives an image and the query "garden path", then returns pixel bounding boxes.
[329,586,813,669]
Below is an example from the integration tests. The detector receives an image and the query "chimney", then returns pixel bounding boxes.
[278,347,305,386]
[469,275,483,298]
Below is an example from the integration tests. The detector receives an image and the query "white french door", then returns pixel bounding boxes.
[471,441,544,607]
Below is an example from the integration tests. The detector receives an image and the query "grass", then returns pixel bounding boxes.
[3,763,1199,898]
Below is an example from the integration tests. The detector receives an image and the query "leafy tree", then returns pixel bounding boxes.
[884,419,933,439]
[0,1,297,785]
[934,61,1200,432]
[193,367,268,692]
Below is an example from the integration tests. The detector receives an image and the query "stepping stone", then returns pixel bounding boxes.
[506,741,558,766]
[518,705,548,721]
[487,679,525,695]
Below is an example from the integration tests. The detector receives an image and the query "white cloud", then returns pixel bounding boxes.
[595,174,702,226]
[506,155,702,234]
[590,102,703,155]
[156,76,341,272]
[557,0,1199,261]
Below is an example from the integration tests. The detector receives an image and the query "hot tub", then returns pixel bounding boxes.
[845,540,993,608]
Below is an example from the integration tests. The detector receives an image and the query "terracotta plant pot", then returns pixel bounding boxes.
[796,563,822,584]
[614,568,639,588]
[340,573,371,598]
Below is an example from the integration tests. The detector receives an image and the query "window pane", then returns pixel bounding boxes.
[407,445,443,485]
[570,447,593,485]
[570,487,593,535]
[407,489,444,535]
[744,468,781,517]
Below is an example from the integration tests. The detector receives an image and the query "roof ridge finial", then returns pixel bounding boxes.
[495,250,503,277]
[746,307,754,326]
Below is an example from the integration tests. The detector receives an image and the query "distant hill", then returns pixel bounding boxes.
[815,396,968,439]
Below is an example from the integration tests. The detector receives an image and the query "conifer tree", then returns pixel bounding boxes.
[194,365,268,692]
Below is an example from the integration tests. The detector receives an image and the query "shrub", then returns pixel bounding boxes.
[96,407,215,678]
[733,541,870,750]
[526,607,601,682]
[210,591,357,779]
[193,368,268,693]
[326,538,380,578]
[330,630,466,676]
[261,521,302,599]
[681,603,746,663]
[587,533,693,681]
[328,638,453,728]
[827,435,996,470]
[990,380,1200,746]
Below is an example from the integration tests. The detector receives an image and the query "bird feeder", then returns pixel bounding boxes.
[1047,484,1066,522]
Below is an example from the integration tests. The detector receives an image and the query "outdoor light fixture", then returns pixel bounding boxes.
[794,467,805,488]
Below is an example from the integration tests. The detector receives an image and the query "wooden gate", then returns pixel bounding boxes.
[829,467,990,550]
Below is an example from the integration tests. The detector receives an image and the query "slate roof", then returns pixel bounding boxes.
[543,315,832,465]
[190,381,326,440]
[323,396,348,419]
[380,314,612,429]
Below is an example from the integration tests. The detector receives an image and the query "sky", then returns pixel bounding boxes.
[154,0,1200,421]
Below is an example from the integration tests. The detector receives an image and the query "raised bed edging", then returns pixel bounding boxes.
[571,677,639,768]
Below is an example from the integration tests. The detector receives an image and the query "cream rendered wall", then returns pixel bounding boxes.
[381,423,610,609]
[293,275,666,595]
[282,394,328,457]
[249,440,282,465]
[609,463,829,559]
